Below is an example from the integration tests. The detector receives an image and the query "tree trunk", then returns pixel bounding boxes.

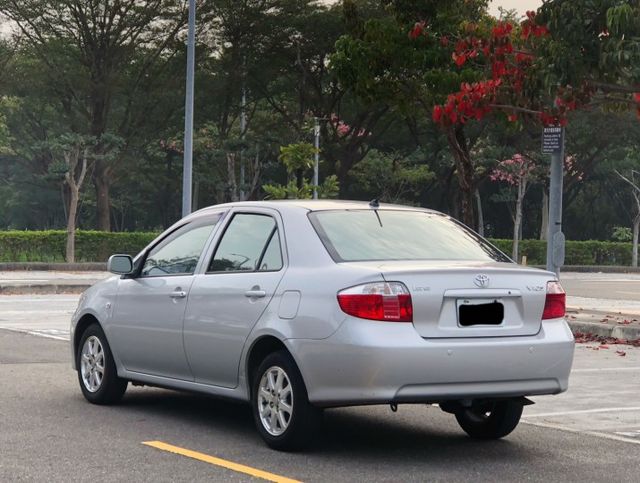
[475,189,484,236]
[66,188,79,263]
[93,162,111,232]
[227,153,239,202]
[633,214,639,268]
[513,183,525,262]
[247,146,262,200]
[540,189,549,240]
[446,126,475,227]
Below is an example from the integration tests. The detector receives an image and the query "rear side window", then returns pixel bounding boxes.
[208,213,282,272]
[309,210,510,263]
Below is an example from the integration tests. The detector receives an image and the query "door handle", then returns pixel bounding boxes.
[245,290,266,299]
[170,290,187,299]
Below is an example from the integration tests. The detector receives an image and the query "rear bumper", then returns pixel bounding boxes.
[288,318,574,407]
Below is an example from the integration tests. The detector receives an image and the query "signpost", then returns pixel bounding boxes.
[542,126,564,155]
[543,126,566,277]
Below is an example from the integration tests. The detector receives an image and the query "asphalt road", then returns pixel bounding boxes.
[560,272,640,301]
[1,330,639,482]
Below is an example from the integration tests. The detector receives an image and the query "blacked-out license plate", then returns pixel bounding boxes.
[457,299,504,327]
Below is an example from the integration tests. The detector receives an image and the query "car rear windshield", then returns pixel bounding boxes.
[308,210,510,263]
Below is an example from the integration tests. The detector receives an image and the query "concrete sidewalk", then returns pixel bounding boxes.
[0,271,108,295]
[566,296,640,341]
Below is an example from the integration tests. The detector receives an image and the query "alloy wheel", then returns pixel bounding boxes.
[257,366,294,436]
[80,335,105,393]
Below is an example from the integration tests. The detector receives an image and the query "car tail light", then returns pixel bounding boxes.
[542,281,566,320]
[337,282,413,322]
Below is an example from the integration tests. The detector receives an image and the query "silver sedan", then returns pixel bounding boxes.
[71,200,574,450]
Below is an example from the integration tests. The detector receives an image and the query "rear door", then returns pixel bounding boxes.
[183,210,286,388]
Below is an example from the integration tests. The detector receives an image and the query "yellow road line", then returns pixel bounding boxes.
[142,441,302,483]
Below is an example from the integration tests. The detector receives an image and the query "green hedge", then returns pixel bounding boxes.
[0,230,158,263]
[0,230,634,265]
[489,239,633,266]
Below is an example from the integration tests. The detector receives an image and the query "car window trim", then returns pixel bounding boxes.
[138,215,223,279]
[255,227,283,272]
[205,212,284,275]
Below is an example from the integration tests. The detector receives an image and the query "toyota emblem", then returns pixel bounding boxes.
[474,274,490,288]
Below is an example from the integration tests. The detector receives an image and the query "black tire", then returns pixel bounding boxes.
[251,350,323,451]
[455,399,523,439]
[76,323,127,405]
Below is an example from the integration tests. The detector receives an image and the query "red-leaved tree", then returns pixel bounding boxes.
[411,11,628,228]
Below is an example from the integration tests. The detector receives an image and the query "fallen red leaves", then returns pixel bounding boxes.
[574,332,640,351]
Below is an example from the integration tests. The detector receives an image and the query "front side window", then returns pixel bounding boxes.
[209,213,281,272]
[141,220,218,277]
[309,210,510,263]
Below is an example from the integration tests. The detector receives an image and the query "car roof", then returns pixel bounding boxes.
[191,199,441,217]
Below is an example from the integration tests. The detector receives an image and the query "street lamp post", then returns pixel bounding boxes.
[313,117,320,200]
[182,0,196,217]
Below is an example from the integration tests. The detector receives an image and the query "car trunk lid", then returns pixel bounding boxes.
[344,260,555,338]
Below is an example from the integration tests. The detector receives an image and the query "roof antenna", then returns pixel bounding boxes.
[370,198,383,227]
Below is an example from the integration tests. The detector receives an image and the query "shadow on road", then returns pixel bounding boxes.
[111,387,535,464]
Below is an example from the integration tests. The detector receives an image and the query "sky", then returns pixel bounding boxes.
[490,0,543,17]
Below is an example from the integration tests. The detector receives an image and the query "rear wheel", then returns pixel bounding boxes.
[455,399,523,439]
[252,351,323,451]
[76,323,127,405]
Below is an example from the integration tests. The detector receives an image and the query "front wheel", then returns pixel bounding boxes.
[76,323,127,405]
[455,399,523,439]
[252,351,323,451]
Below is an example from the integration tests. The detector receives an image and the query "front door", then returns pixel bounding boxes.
[109,216,220,380]
[183,211,286,387]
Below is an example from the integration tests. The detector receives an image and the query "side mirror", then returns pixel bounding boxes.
[107,254,134,275]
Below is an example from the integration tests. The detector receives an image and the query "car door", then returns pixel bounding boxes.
[109,215,222,380]
[183,210,286,388]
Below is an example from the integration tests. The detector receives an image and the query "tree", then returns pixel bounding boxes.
[332,0,492,226]
[0,0,189,230]
[50,134,92,263]
[615,169,640,267]
[490,154,542,261]
[251,0,394,195]
[350,149,433,205]
[263,142,338,199]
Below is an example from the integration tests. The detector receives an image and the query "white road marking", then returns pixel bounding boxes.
[523,419,640,445]
[2,327,70,341]
[572,367,640,373]
[614,430,640,438]
[525,407,640,418]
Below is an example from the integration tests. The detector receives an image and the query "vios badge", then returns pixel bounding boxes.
[474,274,490,288]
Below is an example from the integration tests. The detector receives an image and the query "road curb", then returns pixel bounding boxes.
[532,265,640,273]
[0,262,106,271]
[567,320,640,340]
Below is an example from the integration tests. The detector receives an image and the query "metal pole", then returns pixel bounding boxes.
[313,117,320,200]
[182,0,196,217]
[546,129,565,277]
[240,86,247,201]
